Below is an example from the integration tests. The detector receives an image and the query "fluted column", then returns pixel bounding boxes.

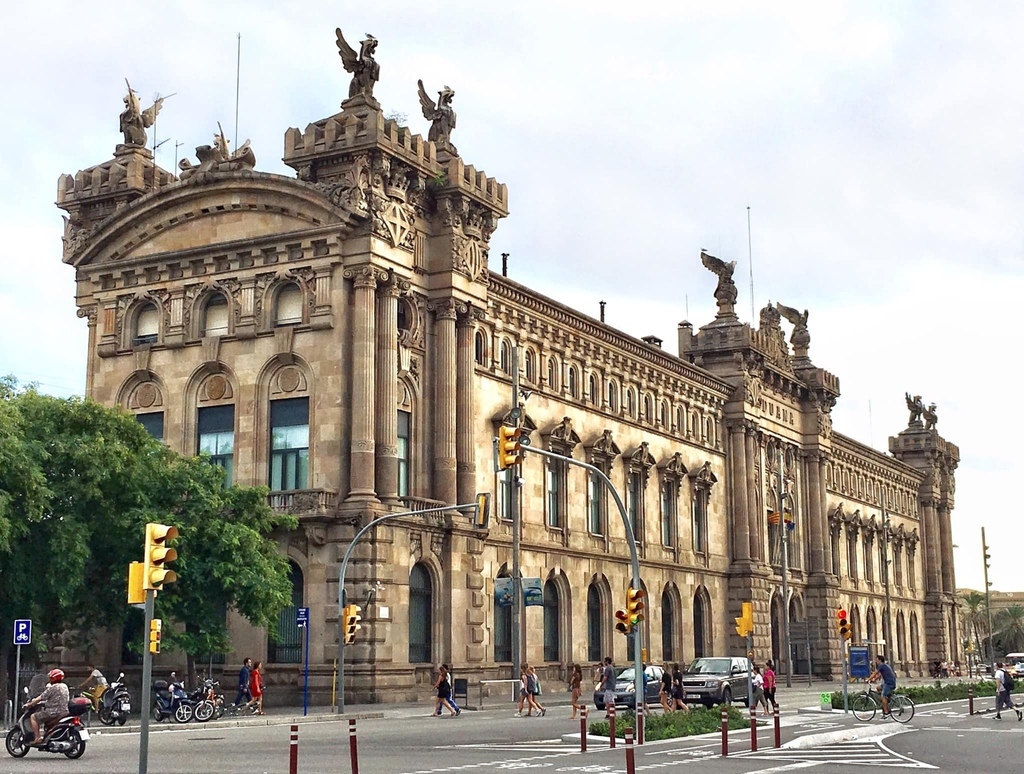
[77,305,98,398]
[745,427,761,562]
[937,505,954,594]
[921,497,941,593]
[728,421,750,562]
[374,278,403,503]
[803,450,826,574]
[431,299,458,505]
[345,267,379,500]
[456,307,479,506]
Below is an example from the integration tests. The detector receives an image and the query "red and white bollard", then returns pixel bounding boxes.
[773,705,781,748]
[750,704,757,752]
[721,707,729,757]
[624,728,636,774]
[636,702,644,745]
[580,707,588,752]
[289,724,298,774]
[608,705,616,748]
[968,687,975,716]
[348,717,359,774]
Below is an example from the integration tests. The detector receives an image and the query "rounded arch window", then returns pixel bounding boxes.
[275,284,303,326]
[643,394,652,422]
[608,382,618,411]
[625,389,635,417]
[202,293,229,337]
[499,340,512,374]
[409,564,433,663]
[568,367,579,399]
[474,331,486,365]
[134,303,159,345]
[547,357,558,390]
[525,349,536,383]
[588,374,598,404]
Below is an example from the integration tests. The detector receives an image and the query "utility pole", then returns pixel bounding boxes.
[776,445,792,688]
[982,527,995,670]
[510,346,523,685]
[881,496,893,661]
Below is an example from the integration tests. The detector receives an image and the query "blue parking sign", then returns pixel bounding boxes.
[13,619,31,646]
[296,607,309,628]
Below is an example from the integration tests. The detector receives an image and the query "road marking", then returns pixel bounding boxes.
[736,739,936,768]
[744,763,820,773]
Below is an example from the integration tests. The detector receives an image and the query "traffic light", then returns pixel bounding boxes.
[475,492,491,529]
[837,608,852,641]
[149,618,162,655]
[735,601,754,637]
[343,604,362,645]
[615,609,630,635]
[127,561,145,605]
[143,522,178,591]
[496,425,523,470]
[626,587,645,627]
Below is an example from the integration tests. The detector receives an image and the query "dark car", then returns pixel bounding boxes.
[593,665,663,710]
[677,657,752,708]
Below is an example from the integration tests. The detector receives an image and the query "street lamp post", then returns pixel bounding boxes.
[881,499,893,662]
[776,445,792,688]
[982,527,995,670]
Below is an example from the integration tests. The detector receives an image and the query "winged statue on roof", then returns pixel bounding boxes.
[120,79,165,146]
[417,80,457,152]
[336,28,380,101]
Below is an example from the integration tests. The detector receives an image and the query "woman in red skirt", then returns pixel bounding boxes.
[248,661,264,714]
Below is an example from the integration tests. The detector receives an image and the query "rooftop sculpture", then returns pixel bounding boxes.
[119,79,164,147]
[178,123,256,181]
[700,249,738,319]
[335,28,380,102]
[417,80,457,153]
[905,392,938,429]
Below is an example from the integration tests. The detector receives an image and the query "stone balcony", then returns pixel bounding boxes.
[267,488,338,516]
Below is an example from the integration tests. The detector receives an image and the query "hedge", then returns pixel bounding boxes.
[830,680,1002,709]
[588,704,747,741]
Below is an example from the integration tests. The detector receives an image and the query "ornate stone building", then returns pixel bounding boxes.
[56,32,958,702]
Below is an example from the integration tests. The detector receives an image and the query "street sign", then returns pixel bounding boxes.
[296,607,309,628]
[849,645,871,678]
[13,619,31,646]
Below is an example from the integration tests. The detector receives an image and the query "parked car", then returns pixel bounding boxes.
[1009,662,1024,680]
[593,665,663,709]
[677,657,753,707]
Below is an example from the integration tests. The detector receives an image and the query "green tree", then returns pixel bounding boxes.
[994,604,1024,655]
[959,590,989,664]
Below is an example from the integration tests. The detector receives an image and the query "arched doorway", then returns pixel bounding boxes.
[896,611,907,664]
[661,586,679,663]
[587,583,603,663]
[910,613,920,666]
[409,563,432,663]
[693,587,711,659]
[789,594,806,674]
[494,569,512,663]
[770,593,784,668]
[851,606,862,644]
[866,608,878,656]
[269,562,303,663]
[543,579,561,663]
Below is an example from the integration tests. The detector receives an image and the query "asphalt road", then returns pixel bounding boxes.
[3,697,1021,773]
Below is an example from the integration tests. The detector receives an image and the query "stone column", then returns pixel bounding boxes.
[77,306,98,398]
[937,505,954,595]
[745,427,761,562]
[921,497,942,594]
[374,278,402,503]
[432,299,458,505]
[803,450,826,574]
[728,421,750,562]
[345,267,379,500]
[456,307,478,507]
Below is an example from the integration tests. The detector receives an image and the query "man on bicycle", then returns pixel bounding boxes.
[868,654,897,719]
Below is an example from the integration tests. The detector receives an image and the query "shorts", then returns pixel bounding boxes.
[603,690,615,706]
[881,683,895,698]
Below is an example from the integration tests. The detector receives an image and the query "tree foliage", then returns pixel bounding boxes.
[0,382,296,699]
[994,604,1024,655]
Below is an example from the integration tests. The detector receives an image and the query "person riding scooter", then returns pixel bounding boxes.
[25,669,70,746]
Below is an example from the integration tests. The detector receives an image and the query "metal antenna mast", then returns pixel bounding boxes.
[234,33,242,151]
[747,205,755,322]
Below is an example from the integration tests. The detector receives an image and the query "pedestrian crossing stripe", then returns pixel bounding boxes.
[735,739,936,769]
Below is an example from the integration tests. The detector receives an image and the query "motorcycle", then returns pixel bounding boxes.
[5,688,90,759]
[189,678,222,723]
[151,673,194,723]
[95,672,132,726]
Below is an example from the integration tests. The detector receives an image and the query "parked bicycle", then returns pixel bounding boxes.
[852,684,915,723]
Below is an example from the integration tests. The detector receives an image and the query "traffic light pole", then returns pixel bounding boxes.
[335,499,489,714]
[776,446,792,688]
[138,587,155,774]
[982,527,994,670]
[510,346,523,691]
[523,445,645,724]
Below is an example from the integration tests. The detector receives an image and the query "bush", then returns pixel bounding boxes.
[830,680,1000,709]
[588,704,746,740]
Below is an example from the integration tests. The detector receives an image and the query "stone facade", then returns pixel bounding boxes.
[56,43,958,703]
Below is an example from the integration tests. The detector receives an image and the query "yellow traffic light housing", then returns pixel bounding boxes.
[496,425,522,470]
[475,492,491,529]
[837,608,852,641]
[343,604,362,645]
[143,522,179,591]
[626,587,645,628]
[127,561,146,605]
[734,601,754,637]
[614,609,630,635]
[149,618,162,655]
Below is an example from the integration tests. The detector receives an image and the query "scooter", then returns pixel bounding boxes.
[5,688,90,759]
[96,672,132,726]
[151,673,194,723]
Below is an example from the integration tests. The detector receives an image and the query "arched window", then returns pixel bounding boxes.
[134,303,159,345]
[676,407,684,433]
[275,284,303,326]
[608,382,618,412]
[659,401,667,427]
[500,340,511,374]
[494,572,512,662]
[202,293,229,337]
[525,349,535,383]
[626,389,635,417]
[409,564,432,663]
[643,394,652,423]
[474,331,486,365]
[910,613,920,663]
[693,588,710,659]
[547,357,558,390]
[587,584,603,663]
[588,375,598,405]
[661,588,676,662]
[543,580,560,662]
[568,367,579,399]
[269,562,303,663]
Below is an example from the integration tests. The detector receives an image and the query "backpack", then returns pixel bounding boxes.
[1003,670,1015,692]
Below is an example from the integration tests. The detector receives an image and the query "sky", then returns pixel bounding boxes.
[1,1,1021,592]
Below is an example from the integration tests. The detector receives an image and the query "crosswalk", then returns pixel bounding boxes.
[736,738,936,768]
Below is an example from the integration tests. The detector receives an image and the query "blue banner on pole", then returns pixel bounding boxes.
[849,645,871,678]
[523,578,543,607]
[494,577,514,608]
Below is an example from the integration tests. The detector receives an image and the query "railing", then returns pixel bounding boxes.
[267,489,337,515]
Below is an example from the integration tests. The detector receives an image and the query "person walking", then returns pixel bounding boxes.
[993,662,1021,721]
[246,661,265,714]
[233,657,252,707]
[434,664,460,717]
[569,664,583,719]
[763,660,778,711]
[659,664,675,713]
[515,665,532,717]
[599,657,616,718]
[867,655,897,719]
[752,665,767,713]
[526,665,546,716]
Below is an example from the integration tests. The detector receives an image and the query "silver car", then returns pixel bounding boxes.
[677,657,752,707]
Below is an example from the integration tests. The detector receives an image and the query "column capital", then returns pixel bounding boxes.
[344,265,386,289]
[428,298,460,320]
[456,302,485,327]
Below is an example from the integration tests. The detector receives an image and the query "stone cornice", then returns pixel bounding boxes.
[831,433,924,488]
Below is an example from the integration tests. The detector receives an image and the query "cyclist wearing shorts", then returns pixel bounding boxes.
[868,654,897,718]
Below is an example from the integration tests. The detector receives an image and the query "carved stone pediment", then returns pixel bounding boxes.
[688,460,718,491]
[544,416,581,454]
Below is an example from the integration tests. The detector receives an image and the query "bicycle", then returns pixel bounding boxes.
[851,684,915,723]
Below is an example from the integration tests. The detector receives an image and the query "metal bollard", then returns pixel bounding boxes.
[721,707,729,756]
[609,705,616,748]
[348,718,359,774]
[624,728,636,774]
[580,707,588,752]
[289,724,298,774]
[750,705,757,752]
[773,705,781,748]
[636,702,644,745]
[968,686,974,716]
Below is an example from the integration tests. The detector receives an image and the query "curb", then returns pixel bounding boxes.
[783,722,910,749]
[84,710,384,735]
